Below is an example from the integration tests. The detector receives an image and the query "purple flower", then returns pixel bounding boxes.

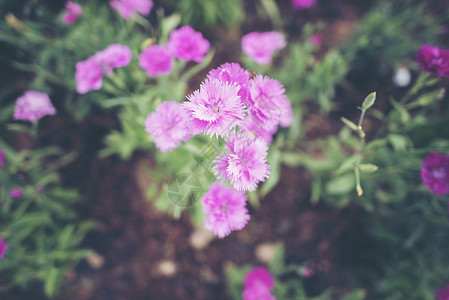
[310,34,322,46]
[214,133,270,191]
[421,152,449,196]
[201,182,250,238]
[62,1,83,24]
[292,0,317,10]
[10,188,23,198]
[436,284,449,300]
[183,79,245,137]
[303,267,315,277]
[207,62,251,104]
[0,149,4,169]
[14,91,56,122]
[110,0,153,19]
[243,267,276,300]
[94,44,132,75]
[75,56,103,94]
[139,45,173,77]
[0,237,8,260]
[416,45,449,78]
[145,101,190,152]
[248,75,292,130]
[168,26,210,63]
[242,31,286,65]
[241,115,277,145]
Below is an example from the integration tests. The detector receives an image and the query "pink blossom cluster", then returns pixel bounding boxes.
[62,1,83,24]
[437,284,449,300]
[243,267,276,300]
[421,152,449,196]
[0,237,8,260]
[201,182,250,238]
[291,0,317,10]
[139,26,210,77]
[416,45,449,78]
[110,0,153,19]
[75,44,132,94]
[14,91,56,122]
[242,31,286,64]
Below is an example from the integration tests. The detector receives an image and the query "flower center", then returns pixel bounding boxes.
[432,167,446,179]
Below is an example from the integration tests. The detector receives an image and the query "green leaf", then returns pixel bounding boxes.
[359,163,378,173]
[340,289,366,300]
[341,116,358,131]
[260,149,281,197]
[44,268,59,296]
[325,173,355,196]
[361,92,376,110]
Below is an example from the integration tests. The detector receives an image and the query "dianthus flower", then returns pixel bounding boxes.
[145,101,190,152]
[201,182,250,238]
[243,267,276,300]
[242,31,286,65]
[214,133,270,191]
[62,1,83,24]
[10,188,23,198]
[14,91,56,122]
[183,79,245,137]
[139,45,173,77]
[168,26,210,63]
[310,34,322,46]
[436,284,449,300]
[241,115,277,145]
[75,56,103,94]
[110,0,153,19]
[292,0,317,10]
[94,44,132,75]
[416,45,449,78]
[421,152,449,196]
[248,75,292,129]
[0,149,4,169]
[0,237,8,260]
[207,62,251,104]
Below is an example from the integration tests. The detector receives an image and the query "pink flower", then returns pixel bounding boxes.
[139,45,173,77]
[416,45,449,78]
[214,133,270,191]
[292,0,317,10]
[14,91,56,122]
[0,237,8,260]
[110,0,153,19]
[62,1,83,24]
[145,101,190,152]
[303,267,315,277]
[421,152,449,196]
[242,31,286,64]
[436,284,449,300]
[241,115,277,145]
[207,62,251,104]
[10,188,23,198]
[94,44,132,75]
[310,34,322,46]
[243,267,276,300]
[183,79,245,137]
[168,26,210,63]
[201,182,250,238]
[75,56,103,94]
[0,149,4,169]
[248,75,292,129]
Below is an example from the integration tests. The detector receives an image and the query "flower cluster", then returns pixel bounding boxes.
[201,182,250,238]
[62,1,83,24]
[436,284,449,300]
[110,0,153,19]
[421,152,449,196]
[139,26,210,77]
[416,45,449,78]
[75,44,132,94]
[14,91,56,122]
[0,237,8,260]
[242,31,286,64]
[243,267,276,300]
[291,0,317,10]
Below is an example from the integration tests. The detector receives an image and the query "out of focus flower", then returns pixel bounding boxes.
[393,67,411,87]
[0,237,8,260]
[75,57,103,94]
[214,133,270,191]
[14,91,56,122]
[110,0,153,19]
[145,101,190,152]
[292,0,317,10]
[183,79,245,137]
[241,115,277,145]
[243,267,276,300]
[242,31,286,64]
[10,188,23,198]
[416,45,449,78]
[62,1,82,24]
[303,267,315,277]
[207,62,251,104]
[310,34,322,46]
[201,182,250,238]
[421,152,449,196]
[94,44,132,75]
[0,149,4,169]
[436,284,449,300]
[168,26,210,63]
[139,45,173,77]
